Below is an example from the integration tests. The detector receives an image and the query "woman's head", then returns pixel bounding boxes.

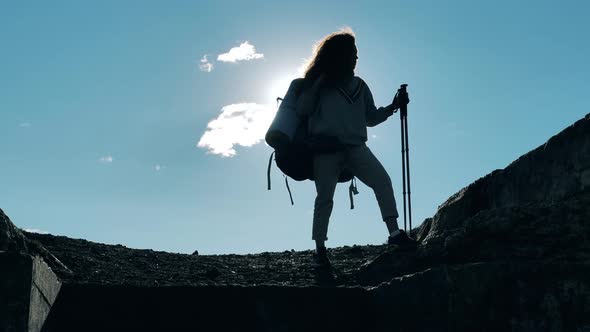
[304,28,358,83]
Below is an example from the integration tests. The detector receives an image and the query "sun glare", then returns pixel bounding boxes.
[267,72,301,106]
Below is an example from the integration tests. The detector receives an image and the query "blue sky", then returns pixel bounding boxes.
[1,1,588,254]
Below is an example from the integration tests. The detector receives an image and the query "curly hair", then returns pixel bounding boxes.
[303,27,357,85]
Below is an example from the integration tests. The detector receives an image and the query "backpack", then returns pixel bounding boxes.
[265,78,359,208]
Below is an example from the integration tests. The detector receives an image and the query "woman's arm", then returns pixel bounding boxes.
[364,81,396,127]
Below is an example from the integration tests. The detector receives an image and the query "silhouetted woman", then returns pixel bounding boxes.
[296,28,418,267]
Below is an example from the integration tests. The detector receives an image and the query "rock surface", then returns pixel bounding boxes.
[418,113,590,245]
[23,231,382,287]
[3,113,590,331]
[0,208,28,252]
[25,190,590,331]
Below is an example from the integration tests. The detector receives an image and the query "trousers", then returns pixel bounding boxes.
[312,144,399,241]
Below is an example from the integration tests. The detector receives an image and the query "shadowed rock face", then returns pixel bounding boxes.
[0,208,28,252]
[356,113,590,330]
[358,189,590,283]
[419,113,590,245]
[0,209,71,277]
[3,113,590,331]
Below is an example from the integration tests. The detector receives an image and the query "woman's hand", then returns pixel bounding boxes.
[392,91,410,109]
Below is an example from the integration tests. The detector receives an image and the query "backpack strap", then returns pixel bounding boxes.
[267,151,275,190]
[284,175,294,205]
[267,151,295,206]
[348,177,359,209]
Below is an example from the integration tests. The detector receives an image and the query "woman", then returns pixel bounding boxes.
[295,28,418,267]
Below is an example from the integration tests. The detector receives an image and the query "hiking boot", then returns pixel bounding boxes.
[387,230,418,250]
[312,247,331,268]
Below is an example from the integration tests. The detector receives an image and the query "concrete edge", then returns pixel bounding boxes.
[0,252,62,332]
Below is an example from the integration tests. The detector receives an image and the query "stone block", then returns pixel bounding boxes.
[0,252,61,332]
[0,252,31,332]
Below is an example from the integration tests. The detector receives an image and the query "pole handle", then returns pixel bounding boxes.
[397,84,409,117]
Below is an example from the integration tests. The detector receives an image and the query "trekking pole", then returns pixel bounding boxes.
[397,84,413,235]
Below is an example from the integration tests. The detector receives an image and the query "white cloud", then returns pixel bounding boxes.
[19,122,31,128]
[154,164,166,171]
[217,41,264,63]
[99,155,113,163]
[197,103,276,157]
[371,134,377,139]
[199,55,214,72]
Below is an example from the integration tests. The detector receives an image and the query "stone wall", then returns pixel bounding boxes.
[0,253,62,332]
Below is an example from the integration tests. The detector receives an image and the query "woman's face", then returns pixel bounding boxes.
[350,45,358,70]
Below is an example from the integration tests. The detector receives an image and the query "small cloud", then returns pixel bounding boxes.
[99,155,113,163]
[199,55,214,72]
[24,228,49,234]
[371,134,377,139]
[19,122,32,128]
[197,102,276,157]
[154,164,166,171]
[217,41,264,63]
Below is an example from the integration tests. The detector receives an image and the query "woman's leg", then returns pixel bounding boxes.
[346,145,400,230]
[312,151,344,245]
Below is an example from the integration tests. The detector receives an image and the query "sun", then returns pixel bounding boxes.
[266,72,301,106]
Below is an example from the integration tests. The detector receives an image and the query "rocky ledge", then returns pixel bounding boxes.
[1,113,589,332]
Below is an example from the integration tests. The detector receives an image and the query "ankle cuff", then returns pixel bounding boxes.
[389,229,401,238]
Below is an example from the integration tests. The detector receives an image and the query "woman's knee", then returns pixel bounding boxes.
[365,171,392,190]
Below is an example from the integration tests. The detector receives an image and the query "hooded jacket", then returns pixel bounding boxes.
[296,76,393,147]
